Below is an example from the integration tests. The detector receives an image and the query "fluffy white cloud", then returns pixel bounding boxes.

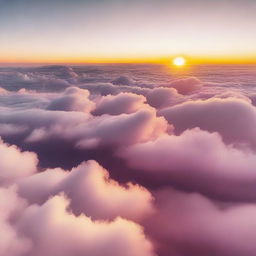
[120,128,256,200]
[146,87,182,108]
[0,139,38,185]
[163,77,202,95]
[0,187,31,256]
[146,188,256,256]
[1,64,256,256]
[93,92,146,115]
[160,97,256,148]
[18,195,155,256]
[47,87,95,112]
[18,160,153,221]
[0,140,155,256]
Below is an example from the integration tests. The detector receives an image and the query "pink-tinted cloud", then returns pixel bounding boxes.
[160,97,256,148]
[146,188,256,256]
[2,64,256,256]
[112,76,135,86]
[120,128,256,200]
[163,77,202,95]
[0,88,8,95]
[93,92,146,115]
[47,87,95,112]
[146,87,182,109]
[18,195,155,256]
[18,160,153,221]
[0,187,31,256]
[0,140,155,256]
[0,139,38,185]
[23,107,168,148]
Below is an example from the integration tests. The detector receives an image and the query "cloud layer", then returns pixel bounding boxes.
[1,64,256,256]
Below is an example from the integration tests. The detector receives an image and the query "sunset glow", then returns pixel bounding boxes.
[2,1,256,256]
[1,0,256,64]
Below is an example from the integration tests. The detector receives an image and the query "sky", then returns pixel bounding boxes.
[1,0,256,64]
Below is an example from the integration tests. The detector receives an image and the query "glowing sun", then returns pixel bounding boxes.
[173,57,186,66]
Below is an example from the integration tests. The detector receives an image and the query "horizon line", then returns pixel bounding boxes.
[1,57,256,66]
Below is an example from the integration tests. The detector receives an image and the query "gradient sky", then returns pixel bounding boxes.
[1,0,256,63]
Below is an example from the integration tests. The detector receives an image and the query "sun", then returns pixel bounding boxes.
[173,57,186,66]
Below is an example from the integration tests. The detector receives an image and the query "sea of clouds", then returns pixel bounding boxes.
[1,64,256,256]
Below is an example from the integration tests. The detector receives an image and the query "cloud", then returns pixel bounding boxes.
[0,137,153,223]
[0,87,8,95]
[0,139,155,256]
[0,139,38,185]
[0,186,31,256]
[119,128,256,200]
[162,77,202,95]
[2,64,256,256]
[0,124,28,137]
[0,105,168,148]
[112,76,135,86]
[160,97,256,148]
[93,92,146,115]
[146,87,182,109]
[47,87,95,112]
[18,195,155,256]
[33,66,78,80]
[82,82,150,96]
[0,66,78,92]
[18,160,153,221]
[0,102,168,170]
[146,188,256,256]
[75,108,168,148]
[0,88,51,110]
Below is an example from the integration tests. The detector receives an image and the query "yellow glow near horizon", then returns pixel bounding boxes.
[173,57,186,66]
[1,54,256,66]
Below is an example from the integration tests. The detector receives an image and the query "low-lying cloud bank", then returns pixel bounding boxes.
[1,64,256,256]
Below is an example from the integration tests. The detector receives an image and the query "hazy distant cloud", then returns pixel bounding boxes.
[162,77,202,95]
[0,66,78,92]
[0,124,28,137]
[82,82,150,96]
[0,89,52,110]
[112,76,135,86]
[146,87,182,108]
[47,87,95,112]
